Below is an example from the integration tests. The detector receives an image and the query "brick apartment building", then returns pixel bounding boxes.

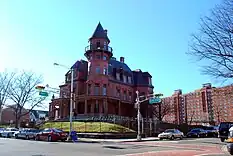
[1,105,29,124]
[49,23,154,119]
[163,83,233,126]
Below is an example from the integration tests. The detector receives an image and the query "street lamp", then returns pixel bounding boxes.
[54,62,74,140]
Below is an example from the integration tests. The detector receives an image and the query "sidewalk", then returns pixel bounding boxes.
[76,137,159,143]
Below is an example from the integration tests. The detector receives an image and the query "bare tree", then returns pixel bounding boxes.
[214,105,226,124]
[0,71,15,123]
[6,71,46,127]
[188,0,233,80]
[189,111,195,125]
[152,101,173,121]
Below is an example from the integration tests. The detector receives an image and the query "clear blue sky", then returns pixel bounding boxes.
[0,0,221,98]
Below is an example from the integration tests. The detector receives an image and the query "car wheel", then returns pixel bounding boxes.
[35,135,40,141]
[47,136,52,142]
[26,135,29,140]
[159,138,163,141]
[197,134,200,138]
[170,135,174,140]
[7,134,10,138]
[15,134,18,139]
[220,138,225,142]
[180,135,183,140]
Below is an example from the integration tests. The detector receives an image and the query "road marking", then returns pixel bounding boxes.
[193,153,226,156]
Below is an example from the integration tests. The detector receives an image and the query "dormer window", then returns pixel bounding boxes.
[123,75,127,83]
[116,73,120,80]
[148,77,152,85]
[128,76,132,84]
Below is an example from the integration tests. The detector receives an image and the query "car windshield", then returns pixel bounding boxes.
[206,127,214,130]
[53,129,63,133]
[30,129,39,133]
[164,129,174,133]
[220,123,233,129]
[191,129,200,132]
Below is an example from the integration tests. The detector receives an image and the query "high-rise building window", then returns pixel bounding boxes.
[96,67,100,74]
[123,75,127,83]
[94,84,99,95]
[116,73,120,80]
[103,84,107,95]
[103,67,107,75]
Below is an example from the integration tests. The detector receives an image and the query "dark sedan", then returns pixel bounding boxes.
[187,128,207,138]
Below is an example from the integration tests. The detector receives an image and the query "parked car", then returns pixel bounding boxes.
[219,122,233,142]
[1,128,18,138]
[35,128,68,142]
[0,128,5,137]
[205,126,219,137]
[15,128,41,140]
[226,126,233,155]
[186,128,207,138]
[158,129,184,140]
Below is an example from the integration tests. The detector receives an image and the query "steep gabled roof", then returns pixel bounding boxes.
[90,22,110,42]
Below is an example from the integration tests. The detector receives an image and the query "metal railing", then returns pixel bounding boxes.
[85,45,113,53]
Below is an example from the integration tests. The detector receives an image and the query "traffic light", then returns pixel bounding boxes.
[35,86,45,90]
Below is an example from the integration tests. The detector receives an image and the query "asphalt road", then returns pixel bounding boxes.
[0,137,230,156]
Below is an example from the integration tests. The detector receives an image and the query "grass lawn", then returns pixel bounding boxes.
[41,122,135,133]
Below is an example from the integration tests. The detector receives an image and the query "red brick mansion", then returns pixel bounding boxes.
[49,23,154,120]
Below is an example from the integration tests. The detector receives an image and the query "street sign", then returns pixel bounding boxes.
[39,91,49,97]
[149,97,161,104]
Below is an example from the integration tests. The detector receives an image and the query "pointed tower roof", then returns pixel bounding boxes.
[90,22,110,42]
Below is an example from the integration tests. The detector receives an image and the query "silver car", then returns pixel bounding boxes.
[158,129,184,140]
[1,128,18,138]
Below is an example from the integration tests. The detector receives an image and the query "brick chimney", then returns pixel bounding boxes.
[120,57,124,63]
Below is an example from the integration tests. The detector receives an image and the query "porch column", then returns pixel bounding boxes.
[118,101,121,115]
[91,101,94,114]
[59,103,62,119]
[105,99,108,114]
[75,101,78,114]
[85,100,87,114]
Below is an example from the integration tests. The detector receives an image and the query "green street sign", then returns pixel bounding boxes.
[149,97,161,104]
[39,91,49,97]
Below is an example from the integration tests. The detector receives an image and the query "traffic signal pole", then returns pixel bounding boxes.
[135,91,163,141]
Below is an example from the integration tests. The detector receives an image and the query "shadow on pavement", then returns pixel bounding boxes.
[103,146,126,149]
